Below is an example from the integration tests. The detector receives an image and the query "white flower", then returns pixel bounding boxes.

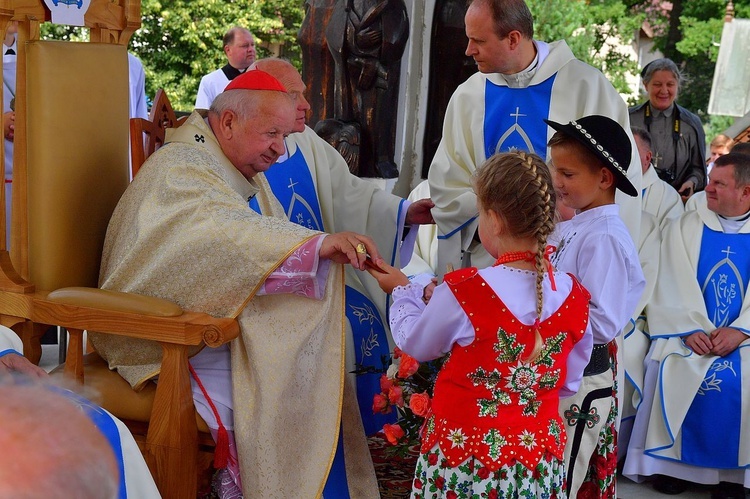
[448,428,467,449]
[387,362,400,379]
[519,430,537,450]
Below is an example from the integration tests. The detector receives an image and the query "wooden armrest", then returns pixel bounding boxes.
[37,287,240,387]
[33,288,239,348]
[47,287,183,317]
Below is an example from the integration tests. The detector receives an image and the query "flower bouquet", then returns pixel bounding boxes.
[370,347,446,457]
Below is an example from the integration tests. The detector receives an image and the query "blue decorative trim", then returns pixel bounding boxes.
[437,216,477,240]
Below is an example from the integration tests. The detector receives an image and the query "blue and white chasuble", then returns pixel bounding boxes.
[669,227,750,468]
[483,76,556,160]
[251,146,396,495]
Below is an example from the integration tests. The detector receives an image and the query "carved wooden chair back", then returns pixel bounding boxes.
[129,88,187,177]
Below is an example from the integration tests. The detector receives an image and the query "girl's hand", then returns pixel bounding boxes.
[364,260,410,294]
[422,280,437,304]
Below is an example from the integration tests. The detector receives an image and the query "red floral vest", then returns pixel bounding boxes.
[422,267,590,471]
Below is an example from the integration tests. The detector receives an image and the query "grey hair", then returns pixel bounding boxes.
[209,88,292,122]
[641,58,685,89]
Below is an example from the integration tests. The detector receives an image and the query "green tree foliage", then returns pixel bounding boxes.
[528,0,643,96]
[130,0,304,111]
[632,0,750,129]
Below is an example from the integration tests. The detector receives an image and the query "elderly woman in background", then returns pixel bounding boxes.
[629,58,706,201]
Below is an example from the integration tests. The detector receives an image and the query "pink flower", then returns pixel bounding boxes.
[409,391,431,417]
[372,393,390,414]
[380,374,394,392]
[393,347,403,359]
[383,423,405,445]
[388,385,404,407]
[398,353,420,378]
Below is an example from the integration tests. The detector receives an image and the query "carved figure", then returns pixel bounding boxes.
[321,0,409,178]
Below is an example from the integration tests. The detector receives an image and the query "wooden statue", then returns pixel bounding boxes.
[421,0,475,177]
[309,0,409,178]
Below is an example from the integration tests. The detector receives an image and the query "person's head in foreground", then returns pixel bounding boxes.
[0,379,119,499]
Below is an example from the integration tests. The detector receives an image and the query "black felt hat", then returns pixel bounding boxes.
[544,115,637,197]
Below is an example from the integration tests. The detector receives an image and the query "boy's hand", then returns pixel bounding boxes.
[364,260,410,294]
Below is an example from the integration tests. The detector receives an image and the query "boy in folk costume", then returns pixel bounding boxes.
[546,115,645,497]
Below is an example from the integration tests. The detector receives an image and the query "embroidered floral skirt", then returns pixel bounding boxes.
[411,445,566,499]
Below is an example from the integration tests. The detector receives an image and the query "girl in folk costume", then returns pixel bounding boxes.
[366,151,594,498]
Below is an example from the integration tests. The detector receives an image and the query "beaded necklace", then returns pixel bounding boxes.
[492,246,557,291]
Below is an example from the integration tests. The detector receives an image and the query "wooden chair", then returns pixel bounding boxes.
[0,3,235,498]
[129,88,187,177]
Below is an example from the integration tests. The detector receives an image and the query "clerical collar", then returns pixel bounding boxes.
[718,208,750,234]
[719,208,750,222]
[3,36,16,56]
[498,47,539,88]
[221,64,247,81]
[650,103,674,119]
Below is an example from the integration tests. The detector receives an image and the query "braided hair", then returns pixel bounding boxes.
[473,151,556,362]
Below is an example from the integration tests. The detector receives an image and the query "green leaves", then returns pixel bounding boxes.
[130,0,305,111]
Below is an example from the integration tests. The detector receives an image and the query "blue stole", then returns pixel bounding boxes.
[483,75,556,160]
[53,387,127,499]
[680,226,750,467]
[249,148,323,231]
[250,145,396,496]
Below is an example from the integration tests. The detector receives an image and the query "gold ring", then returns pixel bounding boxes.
[356,243,367,254]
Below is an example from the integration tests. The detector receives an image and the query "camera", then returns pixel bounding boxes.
[655,167,675,184]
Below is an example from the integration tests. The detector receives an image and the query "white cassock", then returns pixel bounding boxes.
[402,179,438,277]
[620,211,661,457]
[641,165,684,229]
[0,326,161,499]
[624,203,750,487]
[428,39,642,278]
[684,190,706,212]
[127,53,148,120]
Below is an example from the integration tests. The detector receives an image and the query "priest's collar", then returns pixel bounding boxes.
[719,208,750,222]
[221,64,248,81]
[497,40,549,89]
[717,207,750,234]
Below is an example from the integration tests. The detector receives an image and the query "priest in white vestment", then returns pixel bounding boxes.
[90,70,381,498]
[623,153,750,498]
[632,126,684,229]
[428,0,641,278]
